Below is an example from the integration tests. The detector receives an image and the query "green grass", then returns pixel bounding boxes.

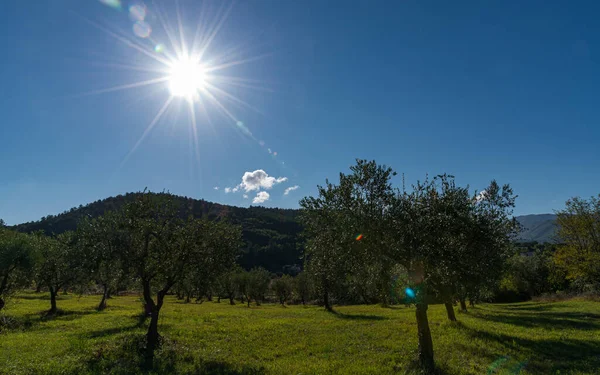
[0,293,599,374]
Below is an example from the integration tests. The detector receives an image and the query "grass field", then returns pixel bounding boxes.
[0,293,599,375]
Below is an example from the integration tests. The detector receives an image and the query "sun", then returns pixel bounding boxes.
[168,58,206,99]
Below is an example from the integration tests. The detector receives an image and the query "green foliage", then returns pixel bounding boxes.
[247,267,271,306]
[554,195,600,291]
[0,228,35,309]
[271,275,293,305]
[33,231,82,312]
[293,271,313,305]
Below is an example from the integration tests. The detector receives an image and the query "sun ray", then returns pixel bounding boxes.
[204,82,264,114]
[152,0,183,60]
[75,13,172,67]
[195,1,234,62]
[120,96,174,168]
[74,76,169,97]
[83,61,167,74]
[200,87,240,124]
[175,0,188,58]
[203,52,273,73]
[187,101,202,171]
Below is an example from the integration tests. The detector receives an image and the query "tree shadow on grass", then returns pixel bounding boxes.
[83,334,266,375]
[327,309,388,321]
[470,310,600,330]
[462,325,600,373]
[491,303,563,312]
[86,324,143,339]
[14,294,53,300]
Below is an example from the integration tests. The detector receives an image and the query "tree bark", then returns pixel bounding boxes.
[98,285,109,311]
[416,302,435,373]
[459,298,468,312]
[144,283,167,368]
[444,302,457,321]
[323,287,333,312]
[0,272,10,296]
[49,286,58,314]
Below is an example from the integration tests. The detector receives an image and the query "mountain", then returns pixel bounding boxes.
[12,192,304,274]
[515,214,558,243]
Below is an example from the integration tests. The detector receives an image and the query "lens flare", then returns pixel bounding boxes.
[133,21,152,38]
[99,0,122,10]
[154,44,165,53]
[355,234,364,241]
[405,287,416,299]
[129,4,146,21]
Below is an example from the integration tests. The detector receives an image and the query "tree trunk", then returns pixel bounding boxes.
[416,302,435,373]
[49,287,58,314]
[247,298,251,307]
[229,296,235,305]
[0,297,5,311]
[323,288,333,312]
[0,272,10,296]
[469,298,475,307]
[444,302,457,321]
[98,285,109,311]
[217,296,221,303]
[459,298,467,312]
[144,282,167,369]
[186,293,191,303]
[35,283,42,293]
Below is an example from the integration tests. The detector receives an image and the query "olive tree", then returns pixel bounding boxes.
[116,192,241,362]
[0,227,35,311]
[271,274,293,306]
[34,231,81,314]
[77,212,126,310]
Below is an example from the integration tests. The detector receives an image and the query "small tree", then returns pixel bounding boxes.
[247,267,271,306]
[0,228,35,311]
[34,232,80,314]
[218,267,241,305]
[293,271,313,305]
[116,192,241,364]
[554,195,600,291]
[77,212,125,311]
[271,275,293,306]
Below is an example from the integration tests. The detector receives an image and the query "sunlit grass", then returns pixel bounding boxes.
[0,292,599,374]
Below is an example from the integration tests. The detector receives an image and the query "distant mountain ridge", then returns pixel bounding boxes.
[12,192,303,274]
[515,214,558,243]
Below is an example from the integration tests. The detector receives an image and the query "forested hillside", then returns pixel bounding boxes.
[515,214,558,243]
[12,192,303,274]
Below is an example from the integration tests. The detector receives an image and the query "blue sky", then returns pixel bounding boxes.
[1,0,599,225]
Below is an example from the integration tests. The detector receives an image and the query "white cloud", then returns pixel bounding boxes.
[252,191,270,204]
[243,194,249,199]
[213,186,219,190]
[232,186,239,193]
[224,187,232,193]
[475,190,488,202]
[284,185,300,195]
[239,169,287,192]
